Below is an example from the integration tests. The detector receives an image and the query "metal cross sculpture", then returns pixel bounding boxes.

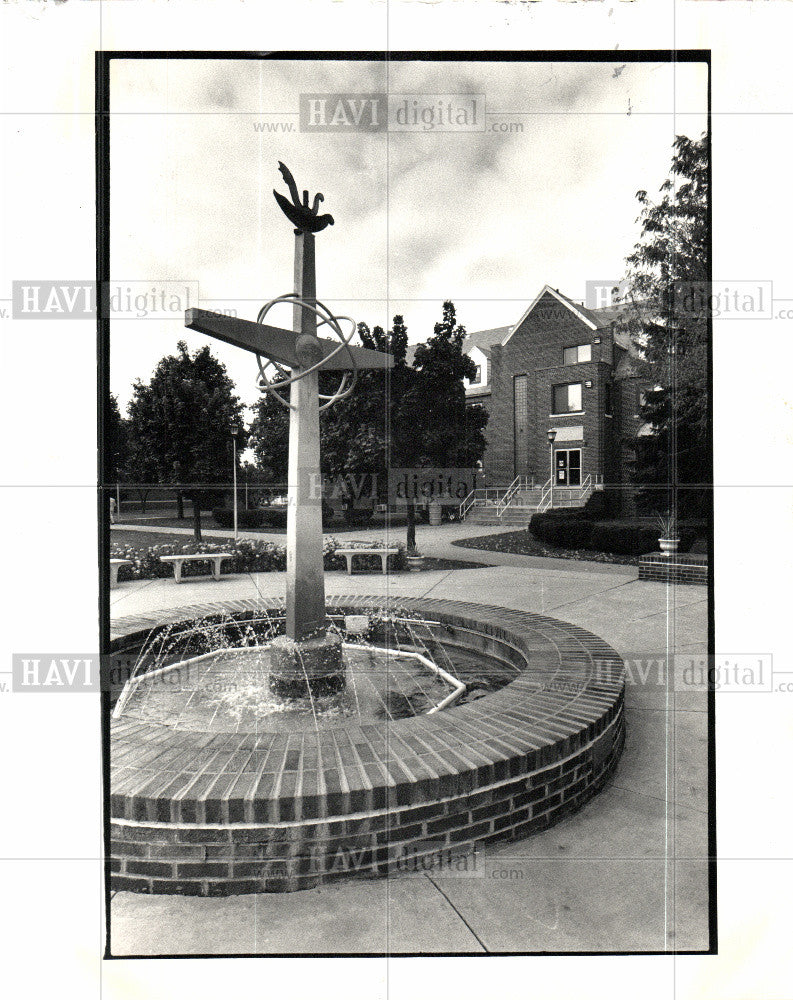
[185,163,393,645]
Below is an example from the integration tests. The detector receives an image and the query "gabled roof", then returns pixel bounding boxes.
[501,285,599,345]
[498,285,647,359]
[408,290,647,368]
[551,288,609,330]
[463,325,511,358]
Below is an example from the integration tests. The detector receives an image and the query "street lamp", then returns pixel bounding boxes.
[547,428,556,510]
[230,423,240,540]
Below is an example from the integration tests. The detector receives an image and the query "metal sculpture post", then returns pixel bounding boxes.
[185,163,393,696]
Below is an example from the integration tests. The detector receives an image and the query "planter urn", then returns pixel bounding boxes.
[658,537,680,557]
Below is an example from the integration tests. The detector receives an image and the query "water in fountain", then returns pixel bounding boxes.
[112,609,480,734]
[111,605,529,738]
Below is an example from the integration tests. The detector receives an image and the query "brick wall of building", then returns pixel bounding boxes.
[487,291,624,485]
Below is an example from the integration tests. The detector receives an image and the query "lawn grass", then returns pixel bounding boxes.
[116,511,436,534]
[111,529,236,548]
[116,516,288,535]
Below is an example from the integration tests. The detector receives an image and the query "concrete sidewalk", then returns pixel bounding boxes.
[109,533,708,955]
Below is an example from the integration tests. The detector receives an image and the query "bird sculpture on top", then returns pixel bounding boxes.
[273,161,335,234]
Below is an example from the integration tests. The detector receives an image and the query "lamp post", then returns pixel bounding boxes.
[547,428,556,510]
[230,424,240,540]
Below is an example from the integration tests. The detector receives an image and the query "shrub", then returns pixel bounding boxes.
[212,507,267,530]
[213,501,334,530]
[587,522,660,556]
[342,505,374,526]
[541,519,594,550]
[260,507,288,528]
[109,535,404,580]
[581,489,610,519]
[529,511,682,556]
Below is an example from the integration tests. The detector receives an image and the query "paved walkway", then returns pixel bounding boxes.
[109,521,708,955]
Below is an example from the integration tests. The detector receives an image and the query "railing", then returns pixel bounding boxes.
[461,472,602,520]
[536,476,553,513]
[496,475,532,516]
[459,486,513,519]
[538,473,593,513]
[462,474,609,519]
[459,489,478,520]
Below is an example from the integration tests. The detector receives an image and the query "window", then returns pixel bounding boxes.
[471,364,482,384]
[604,382,612,416]
[552,382,583,414]
[563,344,592,365]
[514,375,530,476]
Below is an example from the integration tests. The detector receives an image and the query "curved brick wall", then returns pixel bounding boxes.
[109,597,625,895]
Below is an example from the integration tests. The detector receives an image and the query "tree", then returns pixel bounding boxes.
[624,132,710,518]
[318,316,413,522]
[105,394,128,486]
[396,302,488,549]
[246,305,488,551]
[406,301,488,466]
[248,389,290,484]
[124,341,246,539]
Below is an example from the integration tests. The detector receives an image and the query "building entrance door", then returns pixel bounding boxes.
[555,448,582,486]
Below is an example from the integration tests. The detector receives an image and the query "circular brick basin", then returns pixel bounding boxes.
[109,596,625,895]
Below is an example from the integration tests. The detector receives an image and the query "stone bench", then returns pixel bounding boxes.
[158,552,234,584]
[110,558,132,589]
[334,543,399,575]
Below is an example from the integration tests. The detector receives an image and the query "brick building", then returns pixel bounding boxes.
[464,286,650,498]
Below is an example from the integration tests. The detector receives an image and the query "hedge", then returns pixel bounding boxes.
[529,512,700,557]
[211,507,268,530]
[213,503,334,530]
[110,536,406,581]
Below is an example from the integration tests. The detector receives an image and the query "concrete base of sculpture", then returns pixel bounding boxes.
[268,631,345,698]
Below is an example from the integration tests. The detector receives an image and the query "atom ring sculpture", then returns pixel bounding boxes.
[255,293,359,411]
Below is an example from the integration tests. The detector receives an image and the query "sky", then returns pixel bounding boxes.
[108,57,708,414]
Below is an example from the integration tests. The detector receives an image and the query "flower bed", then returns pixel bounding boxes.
[110,537,405,581]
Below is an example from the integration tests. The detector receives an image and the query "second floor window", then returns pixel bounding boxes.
[563,344,592,365]
[471,365,482,384]
[552,382,583,414]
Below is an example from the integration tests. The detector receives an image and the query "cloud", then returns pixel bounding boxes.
[109,58,707,407]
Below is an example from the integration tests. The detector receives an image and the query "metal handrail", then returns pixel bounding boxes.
[462,473,601,521]
[459,489,477,519]
[537,476,553,513]
[496,475,527,516]
[459,486,513,519]
[538,473,593,512]
[460,489,477,521]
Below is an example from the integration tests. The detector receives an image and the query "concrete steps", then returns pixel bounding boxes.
[464,486,594,526]
[465,506,540,526]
